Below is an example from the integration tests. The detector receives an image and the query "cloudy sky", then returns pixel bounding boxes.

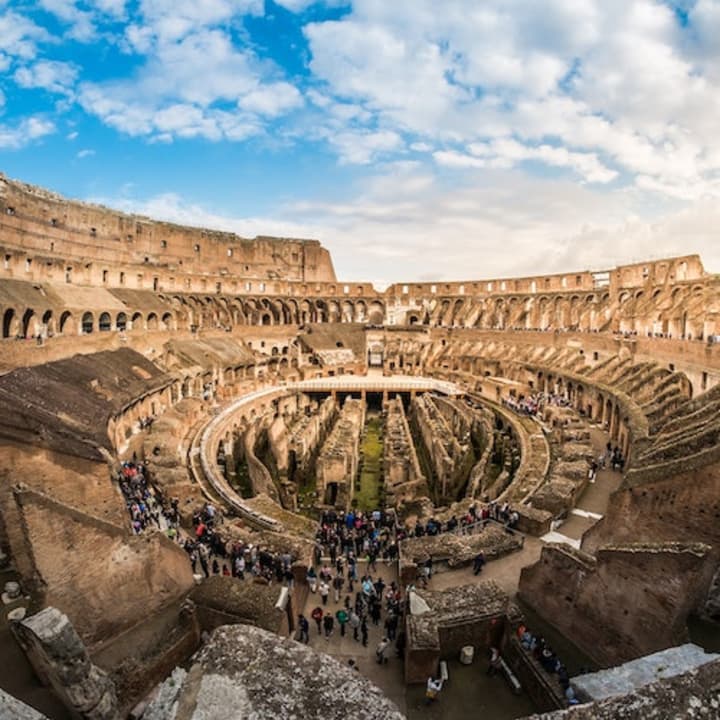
[2,0,720,284]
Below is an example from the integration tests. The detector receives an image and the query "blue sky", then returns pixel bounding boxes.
[2,0,720,283]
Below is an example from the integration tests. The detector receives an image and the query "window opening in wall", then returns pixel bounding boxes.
[5,207,15,215]
[4,255,10,270]
[50,218,57,227]
[259,282,266,292]
[669,363,675,372]
[487,282,493,291]
[245,281,252,291]
[244,265,250,272]
[102,270,108,283]
[402,285,409,294]
[561,276,568,288]
[576,275,582,285]
[702,372,708,390]
[81,312,93,334]
[593,351,599,361]
[227,248,233,257]
[459,285,465,295]
[65,267,72,283]
[216,282,222,293]
[500,281,506,290]
[194,244,200,252]
[430,285,437,294]
[50,242,54,252]
[25,258,31,272]
[160,240,167,249]
[119,271,125,285]
[153,277,159,291]
[144,257,149,263]
[343,285,349,294]
[90,227,97,237]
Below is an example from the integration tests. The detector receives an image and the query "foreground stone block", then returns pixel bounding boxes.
[12,607,119,720]
[143,623,405,720]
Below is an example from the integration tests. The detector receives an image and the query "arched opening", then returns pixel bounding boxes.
[99,312,112,332]
[58,311,74,335]
[81,311,94,334]
[131,312,143,330]
[2,308,17,338]
[116,312,127,332]
[147,312,158,330]
[161,312,174,331]
[42,309,54,335]
[22,308,36,338]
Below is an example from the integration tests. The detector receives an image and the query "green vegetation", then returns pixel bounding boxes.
[354,414,384,511]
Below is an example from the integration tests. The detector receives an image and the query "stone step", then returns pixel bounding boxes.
[571,508,603,521]
[540,530,581,549]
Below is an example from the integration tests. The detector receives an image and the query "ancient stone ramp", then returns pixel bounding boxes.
[0,347,170,459]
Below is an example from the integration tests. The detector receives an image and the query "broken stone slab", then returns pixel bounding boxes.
[7,607,27,621]
[14,607,119,720]
[0,687,49,720]
[4,580,21,598]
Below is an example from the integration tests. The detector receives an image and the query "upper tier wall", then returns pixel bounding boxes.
[0,174,337,284]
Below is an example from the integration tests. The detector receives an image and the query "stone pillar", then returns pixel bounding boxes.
[12,607,119,720]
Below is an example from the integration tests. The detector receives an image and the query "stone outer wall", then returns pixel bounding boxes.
[519,543,712,667]
[12,486,194,645]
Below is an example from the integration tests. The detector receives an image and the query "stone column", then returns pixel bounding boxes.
[11,607,119,720]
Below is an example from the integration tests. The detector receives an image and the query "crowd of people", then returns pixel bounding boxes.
[407,501,520,539]
[183,503,296,584]
[516,623,580,707]
[298,509,407,667]
[119,460,178,534]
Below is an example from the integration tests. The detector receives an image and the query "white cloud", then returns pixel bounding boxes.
[327,129,403,164]
[238,83,303,117]
[37,0,96,41]
[0,116,55,149]
[76,148,94,158]
[303,0,720,195]
[0,10,48,60]
[14,60,78,95]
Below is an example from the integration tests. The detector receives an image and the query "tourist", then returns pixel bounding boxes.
[349,609,360,641]
[307,566,317,592]
[336,607,348,637]
[332,573,344,603]
[297,614,309,644]
[376,637,390,664]
[425,676,443,704]
[473,551,486,575]
[361,617,369,647]
[311,606,323,635]
[319,580,330,605]
[487,646,502,676]
[323,612,334,639]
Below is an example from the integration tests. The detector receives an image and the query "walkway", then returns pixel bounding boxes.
[541,425,623,549]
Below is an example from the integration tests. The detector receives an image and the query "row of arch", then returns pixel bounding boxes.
[2,280,716,340]
[1,307,178,338]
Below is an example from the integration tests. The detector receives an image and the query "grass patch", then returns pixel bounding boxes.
[354,414,383,512]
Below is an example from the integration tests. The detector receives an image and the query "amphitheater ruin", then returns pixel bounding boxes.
[0,173,719,719]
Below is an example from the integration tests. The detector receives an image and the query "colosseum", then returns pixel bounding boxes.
[0,172,719,720]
